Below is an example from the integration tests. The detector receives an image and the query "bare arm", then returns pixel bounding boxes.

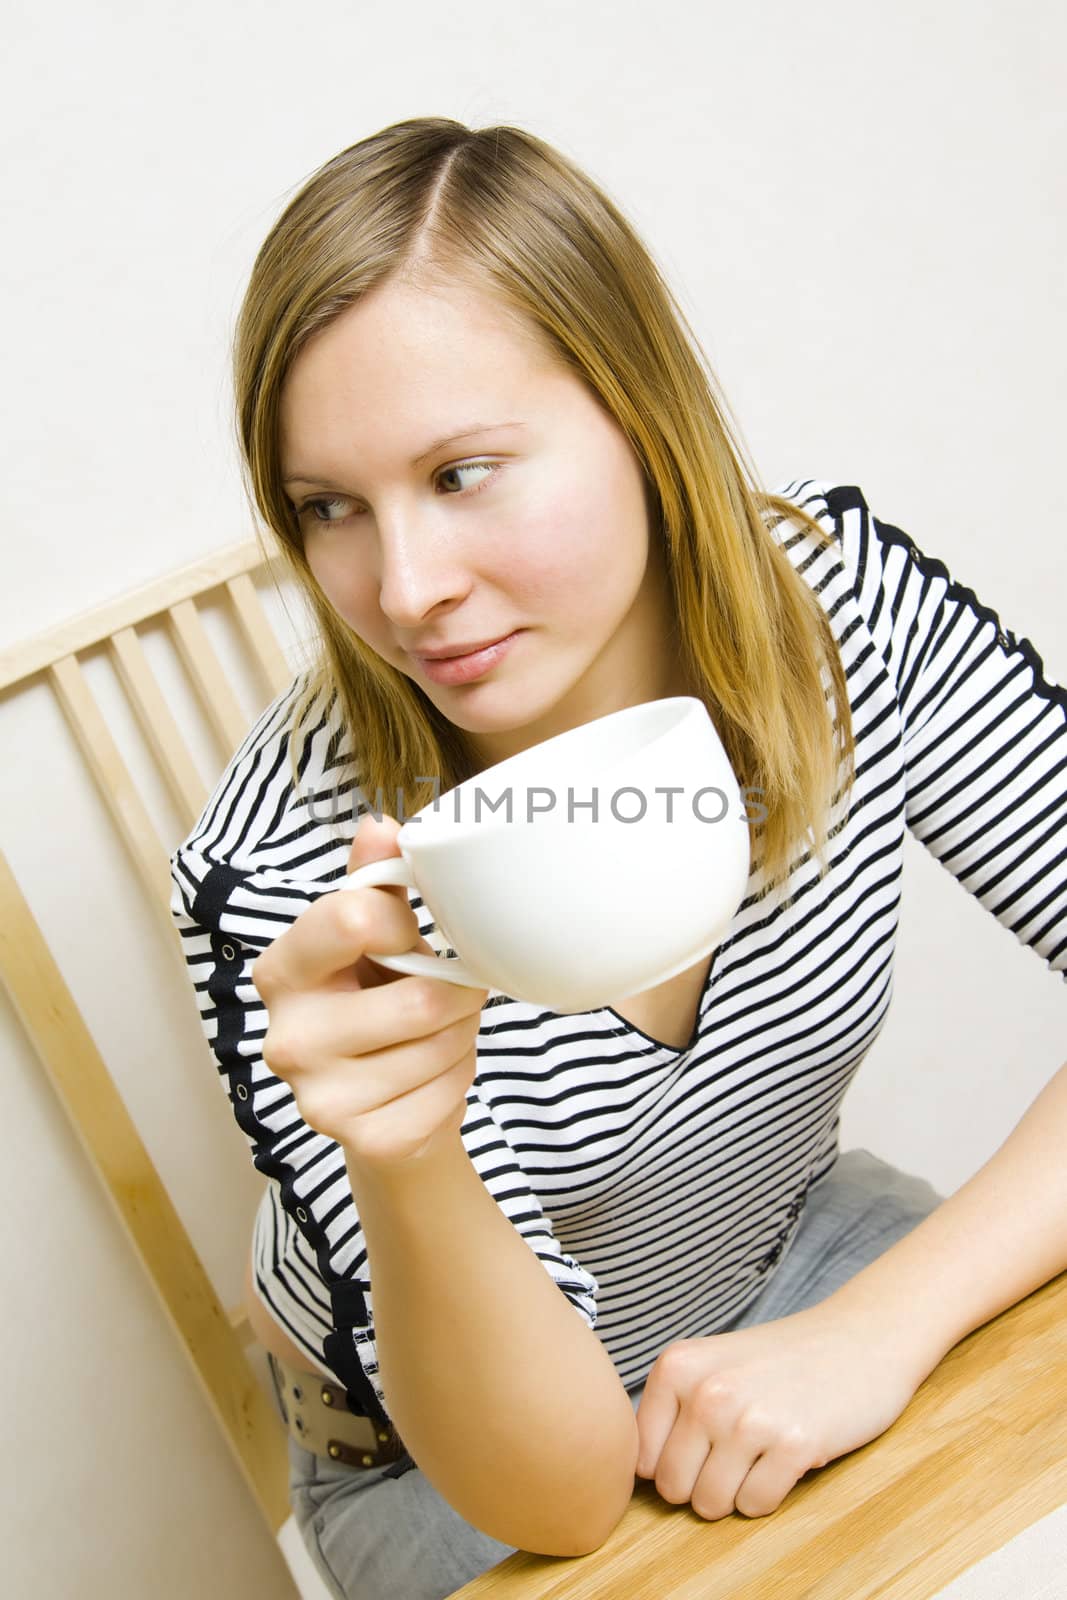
[349,1132,639,1555]
[251,813,637,1556]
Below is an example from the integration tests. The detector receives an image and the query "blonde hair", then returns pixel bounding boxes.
[234,117,854,906]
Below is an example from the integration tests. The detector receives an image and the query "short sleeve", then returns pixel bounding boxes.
[825,483,1067,982]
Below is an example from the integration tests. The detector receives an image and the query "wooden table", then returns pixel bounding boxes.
[453,1271,1067,1599]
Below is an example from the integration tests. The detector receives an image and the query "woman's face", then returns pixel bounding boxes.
[278,274,687,766]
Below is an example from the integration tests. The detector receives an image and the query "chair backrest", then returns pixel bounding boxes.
[0,539,308,1536]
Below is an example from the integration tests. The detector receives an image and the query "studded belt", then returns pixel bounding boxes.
[267,1352,407,1469]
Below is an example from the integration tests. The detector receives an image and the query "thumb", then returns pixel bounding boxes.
[346,811,436,961]
[347,810,404,876]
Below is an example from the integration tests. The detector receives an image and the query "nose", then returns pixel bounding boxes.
[374,514,474,628]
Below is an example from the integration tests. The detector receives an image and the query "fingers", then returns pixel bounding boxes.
[653,1416,802,1522]
[645,1409,714,1505]
[347,810,403,872]
[252,884,431,997]
[729,1439,813,1519]
[247,812,490,1164]
[344,813,418,930]
[643,1369,749,1514]
[634,1385,679,1479]
[272,1011,481,1143]
[342,1051,478,1168]
[656,1431,799,1522]
[333,971,487,1055]
[638,1351,811,1520]
[684,1428,763,1521]
[261,975,484,1095]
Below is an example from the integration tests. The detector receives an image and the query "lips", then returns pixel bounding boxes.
[412,630,523,686]
[413,634,513,661]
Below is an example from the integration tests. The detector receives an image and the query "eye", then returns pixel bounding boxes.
[300,494,352,525]
[435,461,498,495]
[292,459,502,529]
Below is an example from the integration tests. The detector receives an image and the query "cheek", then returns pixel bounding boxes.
[306,544,379,633]
[500,480,647,612]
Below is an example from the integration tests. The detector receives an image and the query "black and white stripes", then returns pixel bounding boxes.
[170,478,1067,1421]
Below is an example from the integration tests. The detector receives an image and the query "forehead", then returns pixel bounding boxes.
[281,278,556,423]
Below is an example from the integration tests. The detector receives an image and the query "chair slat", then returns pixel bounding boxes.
[166,599,250,757]
[0,850,289,1533]
[109,627,209,830]
[226,573,295,699]
[49,656,173,918]
[229,1303,259,1350]
[0,539,277,691]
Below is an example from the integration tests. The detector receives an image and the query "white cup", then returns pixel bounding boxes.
[339,696,751,1014]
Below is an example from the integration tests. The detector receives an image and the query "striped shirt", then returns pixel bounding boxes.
[169,478,1067,1426]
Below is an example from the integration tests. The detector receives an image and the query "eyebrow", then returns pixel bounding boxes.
[283,422,525,487]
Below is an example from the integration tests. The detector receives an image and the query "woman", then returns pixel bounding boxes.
[170,117,1067,1600]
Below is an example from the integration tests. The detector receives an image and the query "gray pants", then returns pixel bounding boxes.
[289,1147,943,1600]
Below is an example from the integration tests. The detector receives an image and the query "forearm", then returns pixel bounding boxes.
[345,1133,639,1556]
[822,1058,1067,1381]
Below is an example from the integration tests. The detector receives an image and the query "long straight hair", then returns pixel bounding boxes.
[234,118,855,906]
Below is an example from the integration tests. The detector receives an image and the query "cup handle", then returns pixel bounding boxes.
[339,860,490,991]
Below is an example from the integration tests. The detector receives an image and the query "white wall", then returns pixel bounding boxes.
[2,1,1064,1592]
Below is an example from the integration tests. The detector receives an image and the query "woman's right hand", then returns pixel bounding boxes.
[250,813,489,1171]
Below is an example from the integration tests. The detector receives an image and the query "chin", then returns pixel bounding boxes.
[434,680,576,741]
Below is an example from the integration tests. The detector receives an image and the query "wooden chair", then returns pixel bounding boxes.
[0,540,310,1559]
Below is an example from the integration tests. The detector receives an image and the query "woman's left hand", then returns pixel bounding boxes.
[634,1303,923,1520]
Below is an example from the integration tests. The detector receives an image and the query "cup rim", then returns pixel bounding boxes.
[399,695,711,845]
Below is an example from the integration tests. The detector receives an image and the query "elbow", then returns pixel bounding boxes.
[576,1415,640,1556]
[503,1405,640,1559]
[547,1478,630,1555]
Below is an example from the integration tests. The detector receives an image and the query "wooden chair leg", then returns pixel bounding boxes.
[0,848,290,1534]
